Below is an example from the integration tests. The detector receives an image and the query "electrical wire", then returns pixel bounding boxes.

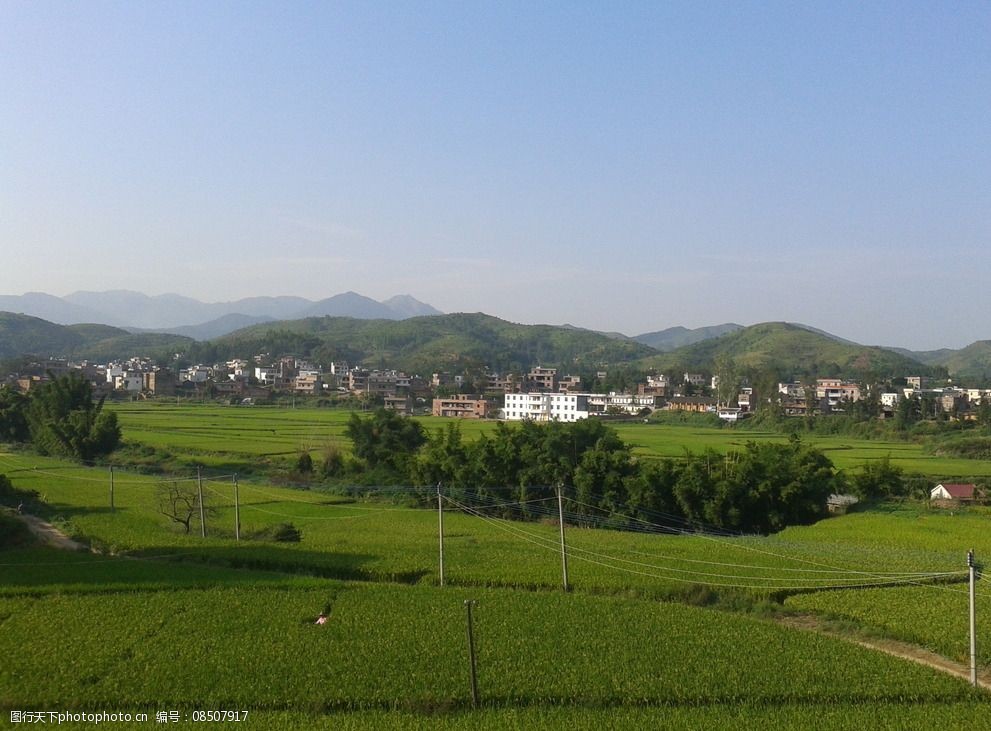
[446,496,977,595]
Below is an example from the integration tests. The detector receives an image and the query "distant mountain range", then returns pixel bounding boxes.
[1,291,990,380]
[0,290,443,334]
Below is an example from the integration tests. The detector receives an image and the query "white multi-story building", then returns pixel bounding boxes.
[586,392,660,415]
[503,393,590,422]
[816,378,861,406]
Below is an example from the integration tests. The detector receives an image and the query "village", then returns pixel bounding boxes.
[6,355,990,426]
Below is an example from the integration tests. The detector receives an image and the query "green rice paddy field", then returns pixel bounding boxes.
[4,404,991,728]
[108,402,991,477]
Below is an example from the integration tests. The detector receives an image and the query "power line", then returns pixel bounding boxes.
[446,497,975,592]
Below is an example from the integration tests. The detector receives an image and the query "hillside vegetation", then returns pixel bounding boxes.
[917,341,991,383]
[0,312,192,362]
[192,313,657,373]
[633,323,742,351]
[639,322,937,379]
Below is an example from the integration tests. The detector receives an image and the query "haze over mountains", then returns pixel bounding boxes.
[1,290,991,380]
[0,290,443,335]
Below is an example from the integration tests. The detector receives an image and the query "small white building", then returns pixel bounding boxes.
[930,483,977,502]
[880,392,902,409]
[717,407,744,422]
[180,366,211,384]
[106,364,124,383]
[255,367,277,385]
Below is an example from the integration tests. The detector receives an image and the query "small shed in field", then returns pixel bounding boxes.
[930,483,977,503]
[827,494,859,515]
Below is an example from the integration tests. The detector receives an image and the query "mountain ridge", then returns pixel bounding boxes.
[1,290,443,334]
[635,321,942,379]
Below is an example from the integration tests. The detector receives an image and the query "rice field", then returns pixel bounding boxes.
[5,405,991,728]
[107,402,991,476]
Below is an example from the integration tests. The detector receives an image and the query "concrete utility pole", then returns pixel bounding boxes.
[438,483,445,587]
[464,600,479,707]
[556,484,569,592]
[109,466,115,513]
[197,467,206,538]
[233,473,240,542]
[969,549,977,687]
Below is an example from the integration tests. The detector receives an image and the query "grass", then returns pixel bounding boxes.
[6,406,991,728]
[3,447,991,663]
[0,576,981,713]
[107,402,991,477]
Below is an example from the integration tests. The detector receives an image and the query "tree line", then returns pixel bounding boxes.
[341,409,848,535]
[0,373,121,463]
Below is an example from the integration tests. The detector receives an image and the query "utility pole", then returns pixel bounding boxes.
[197,467,206,538]
[233,473,240,542]
[464,600,479,708]
[969,549,977,687]
[109,465,115,513]
[438,482,445,587]
[556,483,569,592]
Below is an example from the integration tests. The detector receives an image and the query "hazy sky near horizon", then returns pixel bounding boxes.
[2,1,989,350]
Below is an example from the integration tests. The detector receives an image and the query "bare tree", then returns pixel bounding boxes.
[156,480,215,534]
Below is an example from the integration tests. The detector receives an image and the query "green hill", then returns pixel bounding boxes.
[0,312,90,358]
[634,323,743,351]
[639,322,938,379]
[918,341,991,382]
[0,311,192,362]
[193,312,657,373]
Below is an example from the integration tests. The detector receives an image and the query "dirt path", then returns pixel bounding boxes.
[15,513,89,552]
[777,613,991,690]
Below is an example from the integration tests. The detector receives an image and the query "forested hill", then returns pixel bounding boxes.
[0,312,192,362]
[638,322,941,379]
[885,341,991,383]
[189,313,658,373]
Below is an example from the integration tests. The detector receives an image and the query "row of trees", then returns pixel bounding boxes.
[345,410,843,534]
[0,373,121,462]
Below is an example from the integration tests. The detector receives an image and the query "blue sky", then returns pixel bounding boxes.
[1,1,988,349]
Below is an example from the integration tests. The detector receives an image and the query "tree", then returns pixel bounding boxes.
[0,387,29,443]
[850,455,904,499]
[156,480,215,534]
[411,422,470,490]
[26,373,121,462]
[894,394,922,430]
[574,440,636,516]
[625,458,683,526]
[320,444,345,478]
[346,408,426,477]
[978,397,991,433]
[713,353,740,407]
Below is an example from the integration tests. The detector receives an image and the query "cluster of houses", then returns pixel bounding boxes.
[7,354,991,429]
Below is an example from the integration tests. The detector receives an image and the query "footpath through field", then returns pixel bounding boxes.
[15,504,991,697]
[15,513,88,552]
[778,613,991,690]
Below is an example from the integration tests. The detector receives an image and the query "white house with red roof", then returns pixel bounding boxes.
[930,483,978,501]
